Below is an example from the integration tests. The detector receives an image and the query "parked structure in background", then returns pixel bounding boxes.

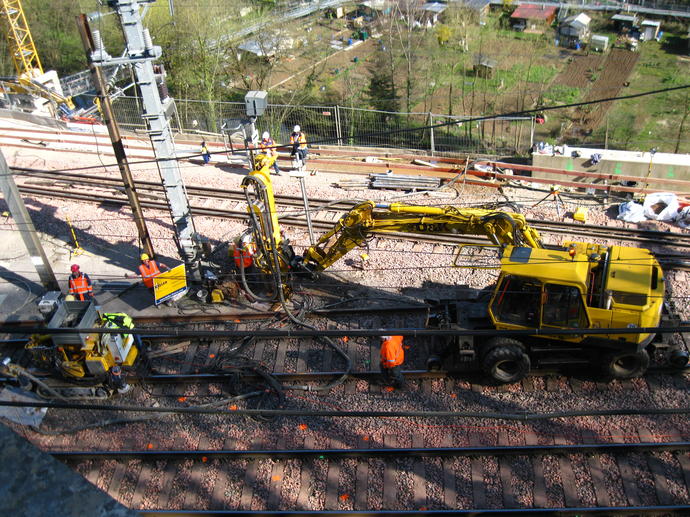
[590,34,610,52]
[640,19,661,41]
[558,13,591,48]
[510,4,557,33]
[611,13,638,33]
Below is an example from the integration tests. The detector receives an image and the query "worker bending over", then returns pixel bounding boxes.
[68,264,94,301]
[126,253,169,288]
[259,131,281,175]
[231,235,257,301]
[380,335,405,389]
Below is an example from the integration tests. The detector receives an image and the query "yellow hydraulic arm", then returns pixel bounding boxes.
[303,201,543,271]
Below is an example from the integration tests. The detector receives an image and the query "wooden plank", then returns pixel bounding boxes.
[210,438,236,510]
[498,432,516,508]
[180,341,199,374]
[296,436,317,509]
[369,343,380,393]
[676,452,690,501]
[557,455,580,507]
[468,433,486,508]
[569,378,583,393]
[267,437,287,509]
[183,436,211,508]
[382,435,397,510]
[157,436,187,508]
[545,376,559,392]
[324,438,341,510]
[581,430,610,507]
[130,460,153,509]
[638,428,673,505]
[355,436,370,510]
[610,429,641,506]
[412,434,426,509]
[239,440,262,510]
[525,431,547,508]
[107,461,128,501]
[274,337,289,373]
[441,435,456,509]
[85,460,101,486]
[521,376,534,392]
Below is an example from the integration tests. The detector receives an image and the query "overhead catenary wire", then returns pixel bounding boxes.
[2,84,688,176]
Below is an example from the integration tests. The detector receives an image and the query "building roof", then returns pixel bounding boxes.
[591,34,609,43]
[462,0,491,10]
[611,14,637,22]
[473,54,497,67]
[641,19,661,28]
[511,4,557,20]
[562,13,591,30]
[422,2,447,14]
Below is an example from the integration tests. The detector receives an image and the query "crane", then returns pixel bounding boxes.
[1,0,75,116]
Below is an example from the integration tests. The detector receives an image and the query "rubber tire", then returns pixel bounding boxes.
[482,340,531,384]
[602,349,650,379]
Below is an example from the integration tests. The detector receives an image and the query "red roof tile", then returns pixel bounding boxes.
[511,4,557,20]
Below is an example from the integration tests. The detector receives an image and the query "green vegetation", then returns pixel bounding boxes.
[544,85,581,104]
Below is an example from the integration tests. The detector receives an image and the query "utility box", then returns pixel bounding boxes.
[46,300,98,347]
[245,90,268,117]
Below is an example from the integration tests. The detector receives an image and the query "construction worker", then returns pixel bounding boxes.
[380,335,405,389]
[201,141,211,164]
[290,125,307,171]
[259,131,281,175]
[231,234,257,301]
[126,253,169,289]
[67,264,94,301]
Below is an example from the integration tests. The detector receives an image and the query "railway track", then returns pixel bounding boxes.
[12,168,690,259]
[52,438,690,514]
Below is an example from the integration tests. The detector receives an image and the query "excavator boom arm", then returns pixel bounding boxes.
[303,201,543,271]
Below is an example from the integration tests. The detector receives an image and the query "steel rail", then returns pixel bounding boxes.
[133,506,690,516]
[15,183,690,255]
[50,441,690,460]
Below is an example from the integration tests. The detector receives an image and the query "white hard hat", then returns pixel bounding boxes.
[381,335,391,340]
[293,125,300,132]
[262,131,270,139]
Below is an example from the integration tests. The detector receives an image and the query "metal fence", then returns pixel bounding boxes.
[106,95,535,156]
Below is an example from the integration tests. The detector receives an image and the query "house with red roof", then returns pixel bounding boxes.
[510,4,557,34]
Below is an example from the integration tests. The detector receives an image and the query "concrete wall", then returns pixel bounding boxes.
[532,145,690,183]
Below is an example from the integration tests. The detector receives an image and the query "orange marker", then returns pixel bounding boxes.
[342,336,349,343]
[339,493,350,501]
[178,396,187,402]
[209,353,216,358]
[147,443,154,449]
[202,456,208,463]
[229,404,238,411]
[272,475,282,481]
[298,423,308,431]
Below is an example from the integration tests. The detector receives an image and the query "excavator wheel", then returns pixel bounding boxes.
[602,349,650,380]
[481,339,530,384]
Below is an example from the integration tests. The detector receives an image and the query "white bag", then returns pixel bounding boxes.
[642,192,679,221]
[617,201,646,223]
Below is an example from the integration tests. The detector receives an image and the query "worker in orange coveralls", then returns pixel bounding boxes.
[68,264,94,301]
[126,253,169,289]
[380,335,405,389]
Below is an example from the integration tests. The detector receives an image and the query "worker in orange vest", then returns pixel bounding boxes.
[231,235,257,302]
[259,131,281,175]
[126,253,169,289]
[380,335,405,389]
[289,125,307,171]
[68,264,94,301]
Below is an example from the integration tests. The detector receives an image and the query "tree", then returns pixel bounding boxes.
[366,51,399,113]
[436,24,452,46]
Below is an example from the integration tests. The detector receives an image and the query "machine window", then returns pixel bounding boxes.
[611,291,647,306]
[492,275,541,326]
[542,284,588,328]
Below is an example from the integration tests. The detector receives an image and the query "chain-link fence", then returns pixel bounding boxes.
[93,95,535,156]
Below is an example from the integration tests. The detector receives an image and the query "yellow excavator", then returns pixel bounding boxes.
[239,154,687,382]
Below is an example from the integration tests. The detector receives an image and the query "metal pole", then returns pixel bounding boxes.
[0,150,60,291]
[297,175,315,245]
[429,112,435,155]
[76,14,155,260]
[335,105,342,146]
